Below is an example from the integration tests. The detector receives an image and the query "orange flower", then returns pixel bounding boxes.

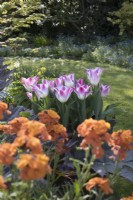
[0,117,29,134]
[77,118,110,137]
[18,120,52,140]
[0,143,16,165]
[111,130,133,160]
[16,154,51,180]
[0,101,11,120]
[0,176,7,190]
[38,110,60,125]
[47,124,67,140]
[77,118,111,158]
[13,135,43,154]
[86,177,113,195]
[121,194,133,200]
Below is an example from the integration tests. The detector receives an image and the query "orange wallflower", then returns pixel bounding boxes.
[0,143,16,165]
[111,130,133,160]
[77,118,111,158]
[13,135,43,154]
[47,124,67,140]
[0,117,29,134]
[18,120,52,140]
[38,110,60,125]
[0,101,11,120]
[0,176,7,190]
[86,177,113,195]
[121,194,133,200]
[16,154,51,180]
[77,118,110,137]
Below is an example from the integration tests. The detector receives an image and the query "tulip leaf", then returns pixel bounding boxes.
[63,101,74,127]
[93,89,103,119]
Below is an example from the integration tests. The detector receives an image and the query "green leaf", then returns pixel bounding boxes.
[74,181,80,197]
[93,89,103,119]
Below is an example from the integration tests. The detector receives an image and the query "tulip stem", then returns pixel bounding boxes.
[81,99,86,122]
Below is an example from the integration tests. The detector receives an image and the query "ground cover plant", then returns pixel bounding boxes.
[1,37,133,70]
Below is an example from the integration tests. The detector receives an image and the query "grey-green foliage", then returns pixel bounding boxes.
[0,57,14,92]
[0,0,45,40]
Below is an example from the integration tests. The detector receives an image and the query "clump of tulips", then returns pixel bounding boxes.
[21,67,110,130]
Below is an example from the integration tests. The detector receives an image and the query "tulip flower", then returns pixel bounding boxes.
[55,77,64,87]
[26,92,33,100]
[54,86,73,103]
[74,84,92,100]
[63,73,75,87]
[32,84,49,100]
[21,76,39,92]
[42,79,49,88]
[49,80,55,92]
[86,67,103,85]
[76,79,84,86]
[100,84,110,96]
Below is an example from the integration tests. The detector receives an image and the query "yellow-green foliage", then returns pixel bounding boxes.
[0,0,45,39]
[108,1,133,36]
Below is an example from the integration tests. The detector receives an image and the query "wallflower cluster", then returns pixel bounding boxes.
[0,101,132,198]
[0,102,67,187]
[77,118,133,160]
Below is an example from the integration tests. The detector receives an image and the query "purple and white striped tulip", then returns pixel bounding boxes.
[76,79,84,87]
[86,67,103,85]
[55,77,64,87]
[74,84,92,100]
[32,83,49,100]
[26,92,33,100]
[63,73,75,87]
[21,76,39,92]
[42,79,49,88]
[54,86,73,103]
[49,80,55,92]
[100,84,110,97]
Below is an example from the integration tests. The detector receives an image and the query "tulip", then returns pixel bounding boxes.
[63,73,75,87]
[74,84,92,100]
[76,79,84,86]
[32,84,49,100]
[41,79,49,88]
[100,84,110,96]
[54,86,73,103]
[86,67,103,85]
[55,77,64,87]
[49,80,55,92]
[26,92,33,100]
[21,76,39,92]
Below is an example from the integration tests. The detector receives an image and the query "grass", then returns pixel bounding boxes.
[5,57,133,131]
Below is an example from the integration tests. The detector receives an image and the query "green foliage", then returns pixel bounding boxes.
[0,0,45,41]
[0,0,124,42]
[82,38,133,70]
[6,37,28,48]
[108,1,133,36]
[5,59,46,108]
[33,35,52,47]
